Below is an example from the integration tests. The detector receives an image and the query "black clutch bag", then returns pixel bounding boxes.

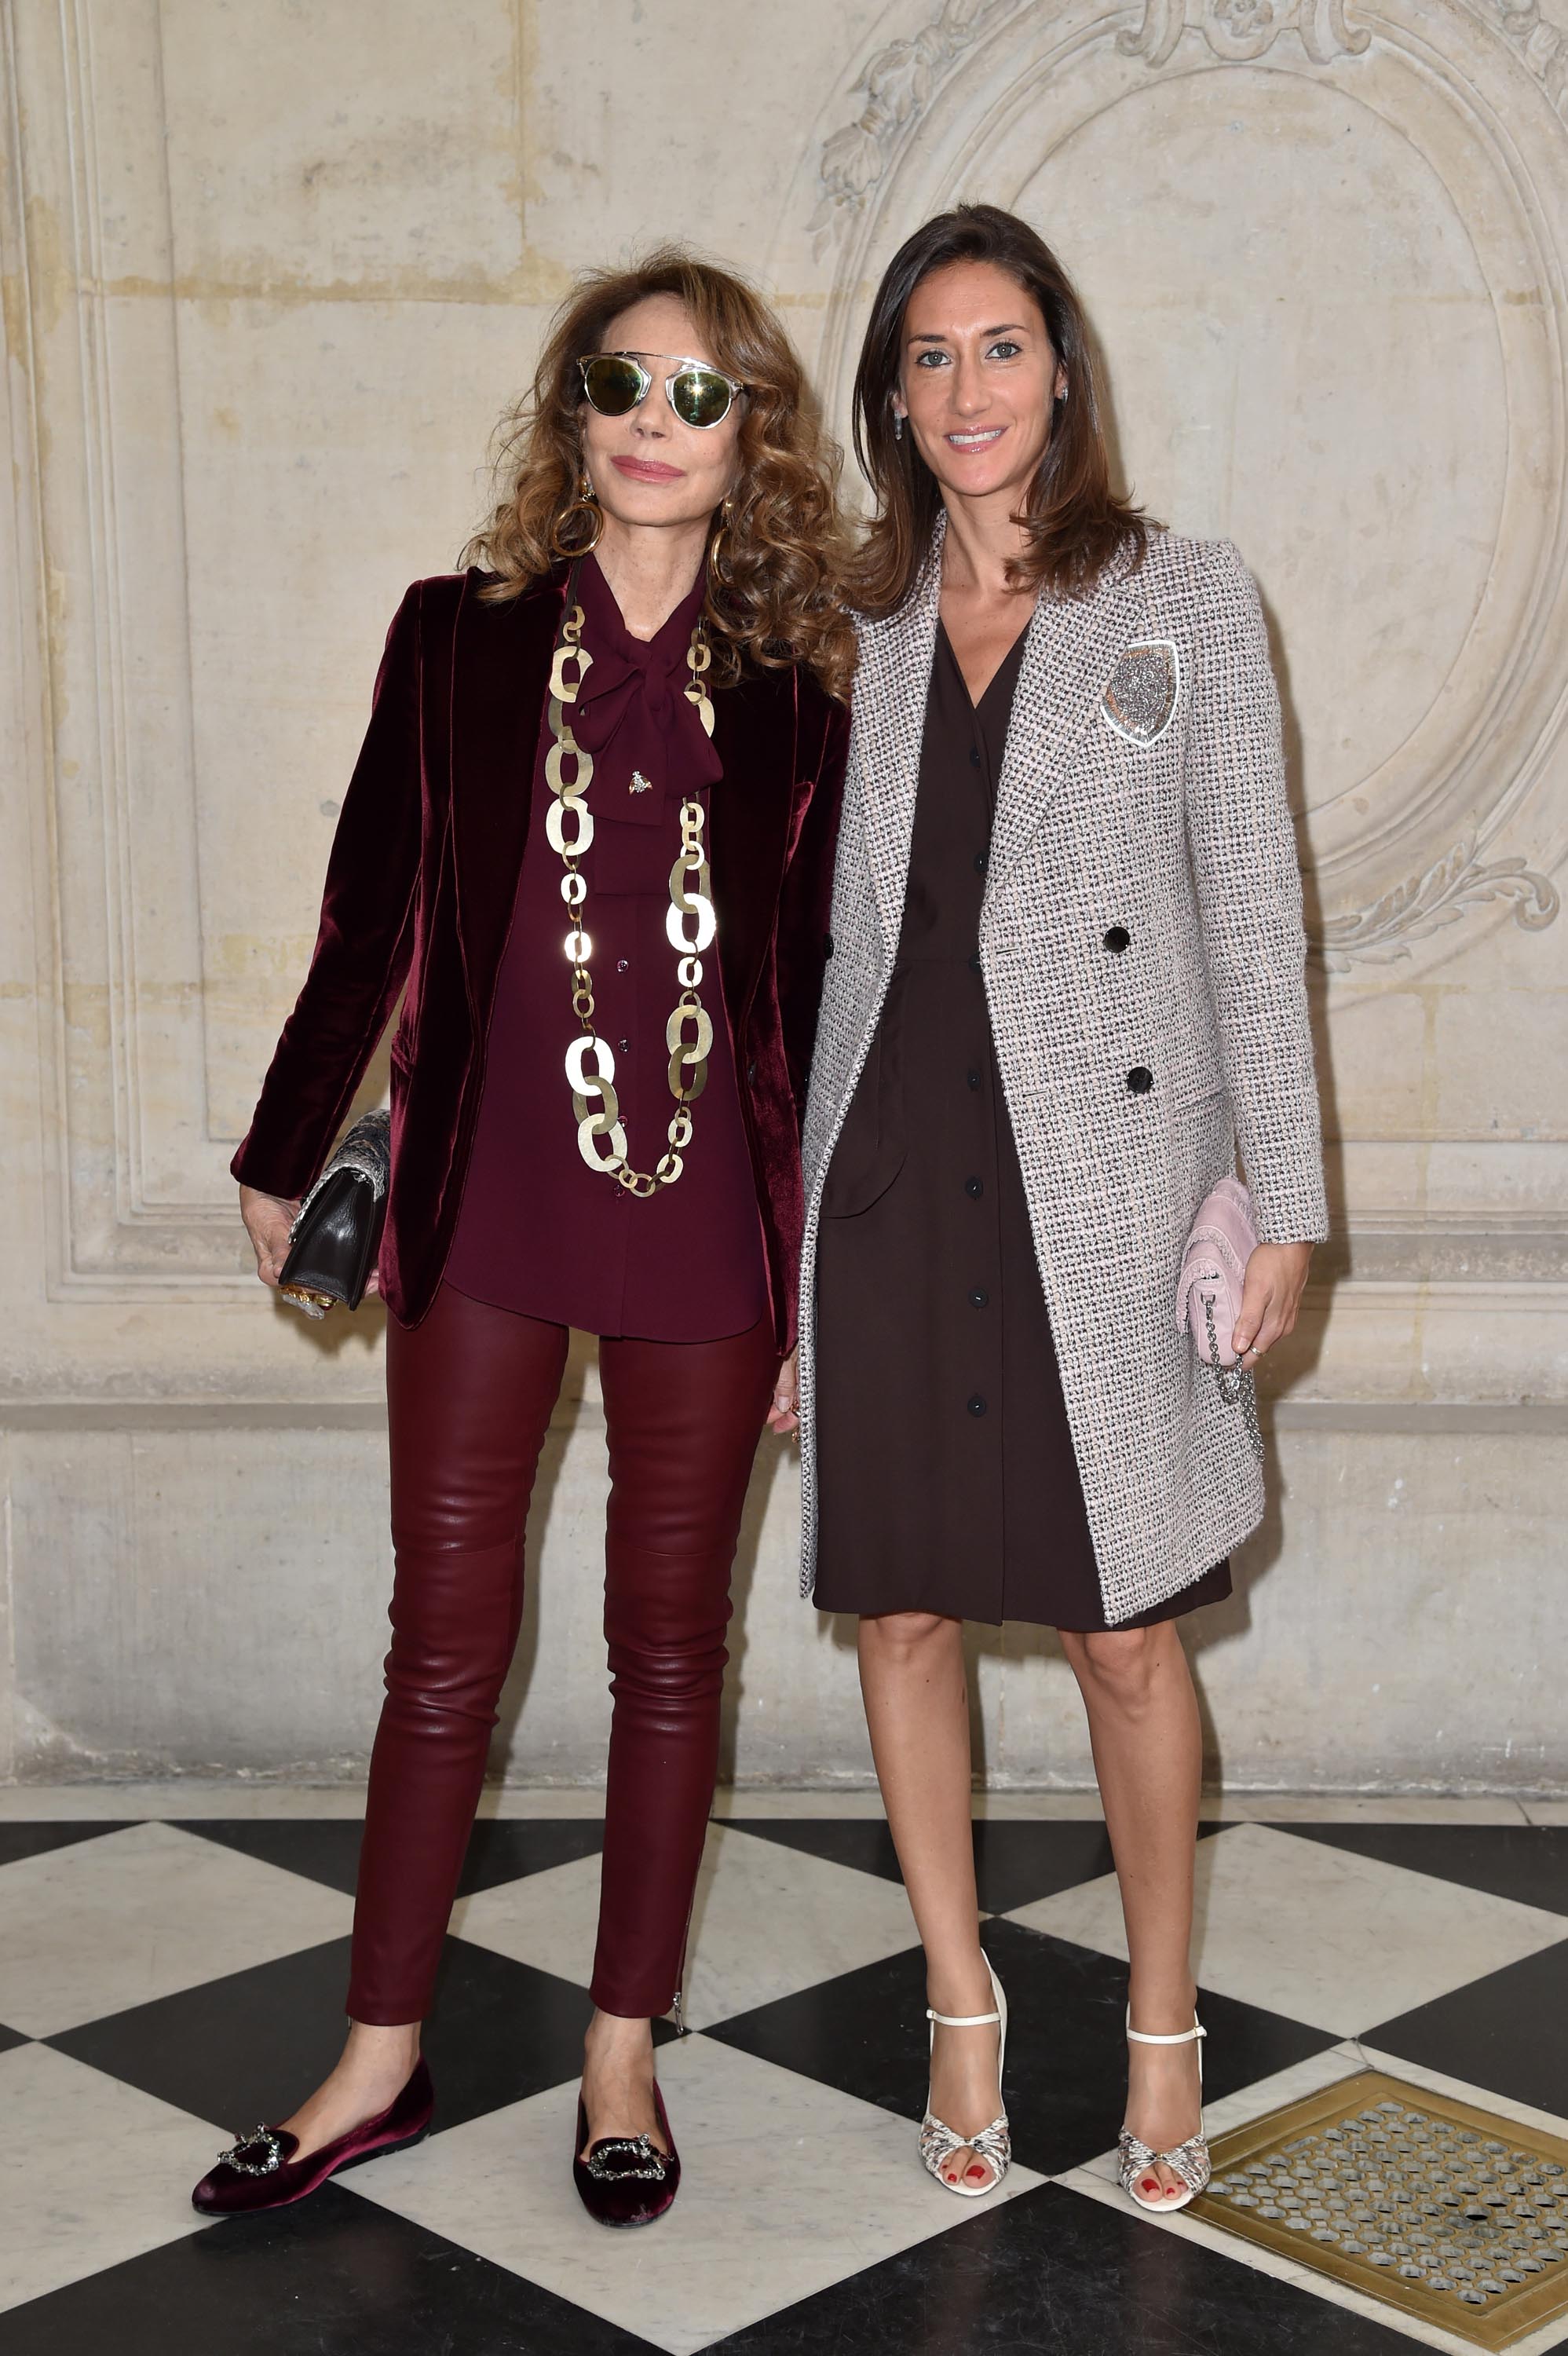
[277,1110,391,1319]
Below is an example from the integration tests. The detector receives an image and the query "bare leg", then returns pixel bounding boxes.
[857,1612,1003,2190]
[1059,1622,1204,2201]
[279,2021,422,2160]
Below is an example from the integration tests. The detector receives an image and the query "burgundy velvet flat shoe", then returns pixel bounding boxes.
[191,2058,434,2216]
[572,2083,680,2227]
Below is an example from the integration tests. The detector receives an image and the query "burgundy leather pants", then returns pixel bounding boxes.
[346,1282,777,2025]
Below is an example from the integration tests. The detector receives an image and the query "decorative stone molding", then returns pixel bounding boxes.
[812,0,1022,251]
[808,0,1568,980]
[1118,0,1369,67]
[1485,0,1568,117]
[1314,835,1561,971]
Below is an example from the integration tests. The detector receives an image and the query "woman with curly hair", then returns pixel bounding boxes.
[193,251,853,2227]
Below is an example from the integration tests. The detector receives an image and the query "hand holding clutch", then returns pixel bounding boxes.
[269,1110,391,1319]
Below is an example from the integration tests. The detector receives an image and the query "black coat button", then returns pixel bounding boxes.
[969,1288,989,1308]
[969,744,981,766]
[1104,925,1131,954]
[1127,1066,1154,1095]
[617,1037,631,1055]
[974,851,989,876]
[967,1068,981,1091]
[967,1394,988,1417]
[965,1176,984,1198]
[823,932,835,958]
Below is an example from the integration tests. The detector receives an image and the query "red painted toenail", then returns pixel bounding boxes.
[1142,2177,1158,2193]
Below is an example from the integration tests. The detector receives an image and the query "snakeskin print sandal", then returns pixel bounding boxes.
[919,1955,1011,2198]
[1119,2011,1210,2213]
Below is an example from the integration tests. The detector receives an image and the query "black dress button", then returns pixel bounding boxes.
[967,1068,981,1091]
[964,1176,984,1198]
[969,745,981,767]
[967,1394,988,1417]
[1127,1066,1154,1095]
[1103,925,1131,954]
[618,1037,631,1055]
[967,951,982,973]
[823,932,835,958]
[974,851,989,876]
[616,958,630,974]
[969,1288,989,1308]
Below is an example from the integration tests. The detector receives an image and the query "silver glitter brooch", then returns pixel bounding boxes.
[1102,639,1181,748]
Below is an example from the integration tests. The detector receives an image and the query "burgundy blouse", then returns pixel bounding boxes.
[443,554,769,1341]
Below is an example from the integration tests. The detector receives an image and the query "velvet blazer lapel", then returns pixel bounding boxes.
[709,662,799,1033]
[449,568,565,1013]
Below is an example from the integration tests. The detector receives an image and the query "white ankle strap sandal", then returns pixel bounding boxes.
[1118,2011,1211,2214]
[919,1956,1011,2198]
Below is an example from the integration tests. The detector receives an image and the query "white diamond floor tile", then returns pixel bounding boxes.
[0,2043,216,2314]
[452,1822,919,2025]
[1008,1823,1568,2036]
[351,2029,1042,2355]
[0,1820,352,2036]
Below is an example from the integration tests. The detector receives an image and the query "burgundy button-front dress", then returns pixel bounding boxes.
[811,621,1230,1632]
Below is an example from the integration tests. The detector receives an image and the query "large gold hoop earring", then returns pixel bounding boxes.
[708,494,736,584]
[550,469,603,558]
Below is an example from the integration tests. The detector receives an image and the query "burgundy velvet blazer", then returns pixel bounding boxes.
[232,566,850,1349]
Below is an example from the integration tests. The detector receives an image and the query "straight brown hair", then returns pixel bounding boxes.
[849,203,1151,617]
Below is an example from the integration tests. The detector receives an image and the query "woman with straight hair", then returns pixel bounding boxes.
[193,250,853,2226]
[799,204,1325,2210]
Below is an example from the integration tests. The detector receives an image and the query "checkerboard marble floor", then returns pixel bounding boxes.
[2,1788,1566,2356]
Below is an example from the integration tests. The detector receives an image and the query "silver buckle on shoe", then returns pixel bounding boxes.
[217,2125,285,2176]
[585,2133,667,2182]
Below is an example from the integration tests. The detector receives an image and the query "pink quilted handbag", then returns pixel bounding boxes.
[1175,1176,1263,1456]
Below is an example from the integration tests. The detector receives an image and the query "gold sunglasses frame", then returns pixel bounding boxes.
[578,349,747,430]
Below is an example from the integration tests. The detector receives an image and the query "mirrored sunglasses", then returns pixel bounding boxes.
[579,350,746,430]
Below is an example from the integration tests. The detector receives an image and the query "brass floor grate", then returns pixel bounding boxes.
[1193,2070,1568,2350]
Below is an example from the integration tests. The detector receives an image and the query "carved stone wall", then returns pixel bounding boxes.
[2,0,1563,1791]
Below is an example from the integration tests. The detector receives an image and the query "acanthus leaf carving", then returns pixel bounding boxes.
[1118,0,1369,67]
[1482,0,1568,118]
[1313,833,1560,971]
[812,0,1024,253]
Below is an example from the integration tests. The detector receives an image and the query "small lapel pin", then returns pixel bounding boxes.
[1102,641,1180,748]
[629,770,652,795]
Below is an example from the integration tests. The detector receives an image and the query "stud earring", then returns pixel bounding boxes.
[894,412,905,442]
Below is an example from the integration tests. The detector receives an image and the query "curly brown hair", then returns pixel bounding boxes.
[462,250,857,701]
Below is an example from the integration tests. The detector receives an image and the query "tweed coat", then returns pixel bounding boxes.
[799,523,1328,1623]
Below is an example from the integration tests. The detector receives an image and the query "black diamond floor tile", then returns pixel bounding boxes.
[48,1931,670,2140]
[725,1816,1229,1915]
[1277,1820,1568,1919]
[178,1816,605,1899]
[0,1821,132,1868]
[1365,1934,1568,2120]
[0,2018,31,2056]
[706,2179,1415,2354]
[0,2179,662,2356]
[707,1916,1338,2178]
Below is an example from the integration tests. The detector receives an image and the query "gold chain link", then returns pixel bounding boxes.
[546,594,718,1194]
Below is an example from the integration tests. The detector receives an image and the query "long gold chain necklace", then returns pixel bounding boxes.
[545,584,717,1195]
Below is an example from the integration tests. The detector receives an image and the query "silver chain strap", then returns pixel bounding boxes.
[1203,1291,1264,1464]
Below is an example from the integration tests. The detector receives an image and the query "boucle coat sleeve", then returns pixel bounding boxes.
[796,525,1327,1622]
[1185,541,1327,1246]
